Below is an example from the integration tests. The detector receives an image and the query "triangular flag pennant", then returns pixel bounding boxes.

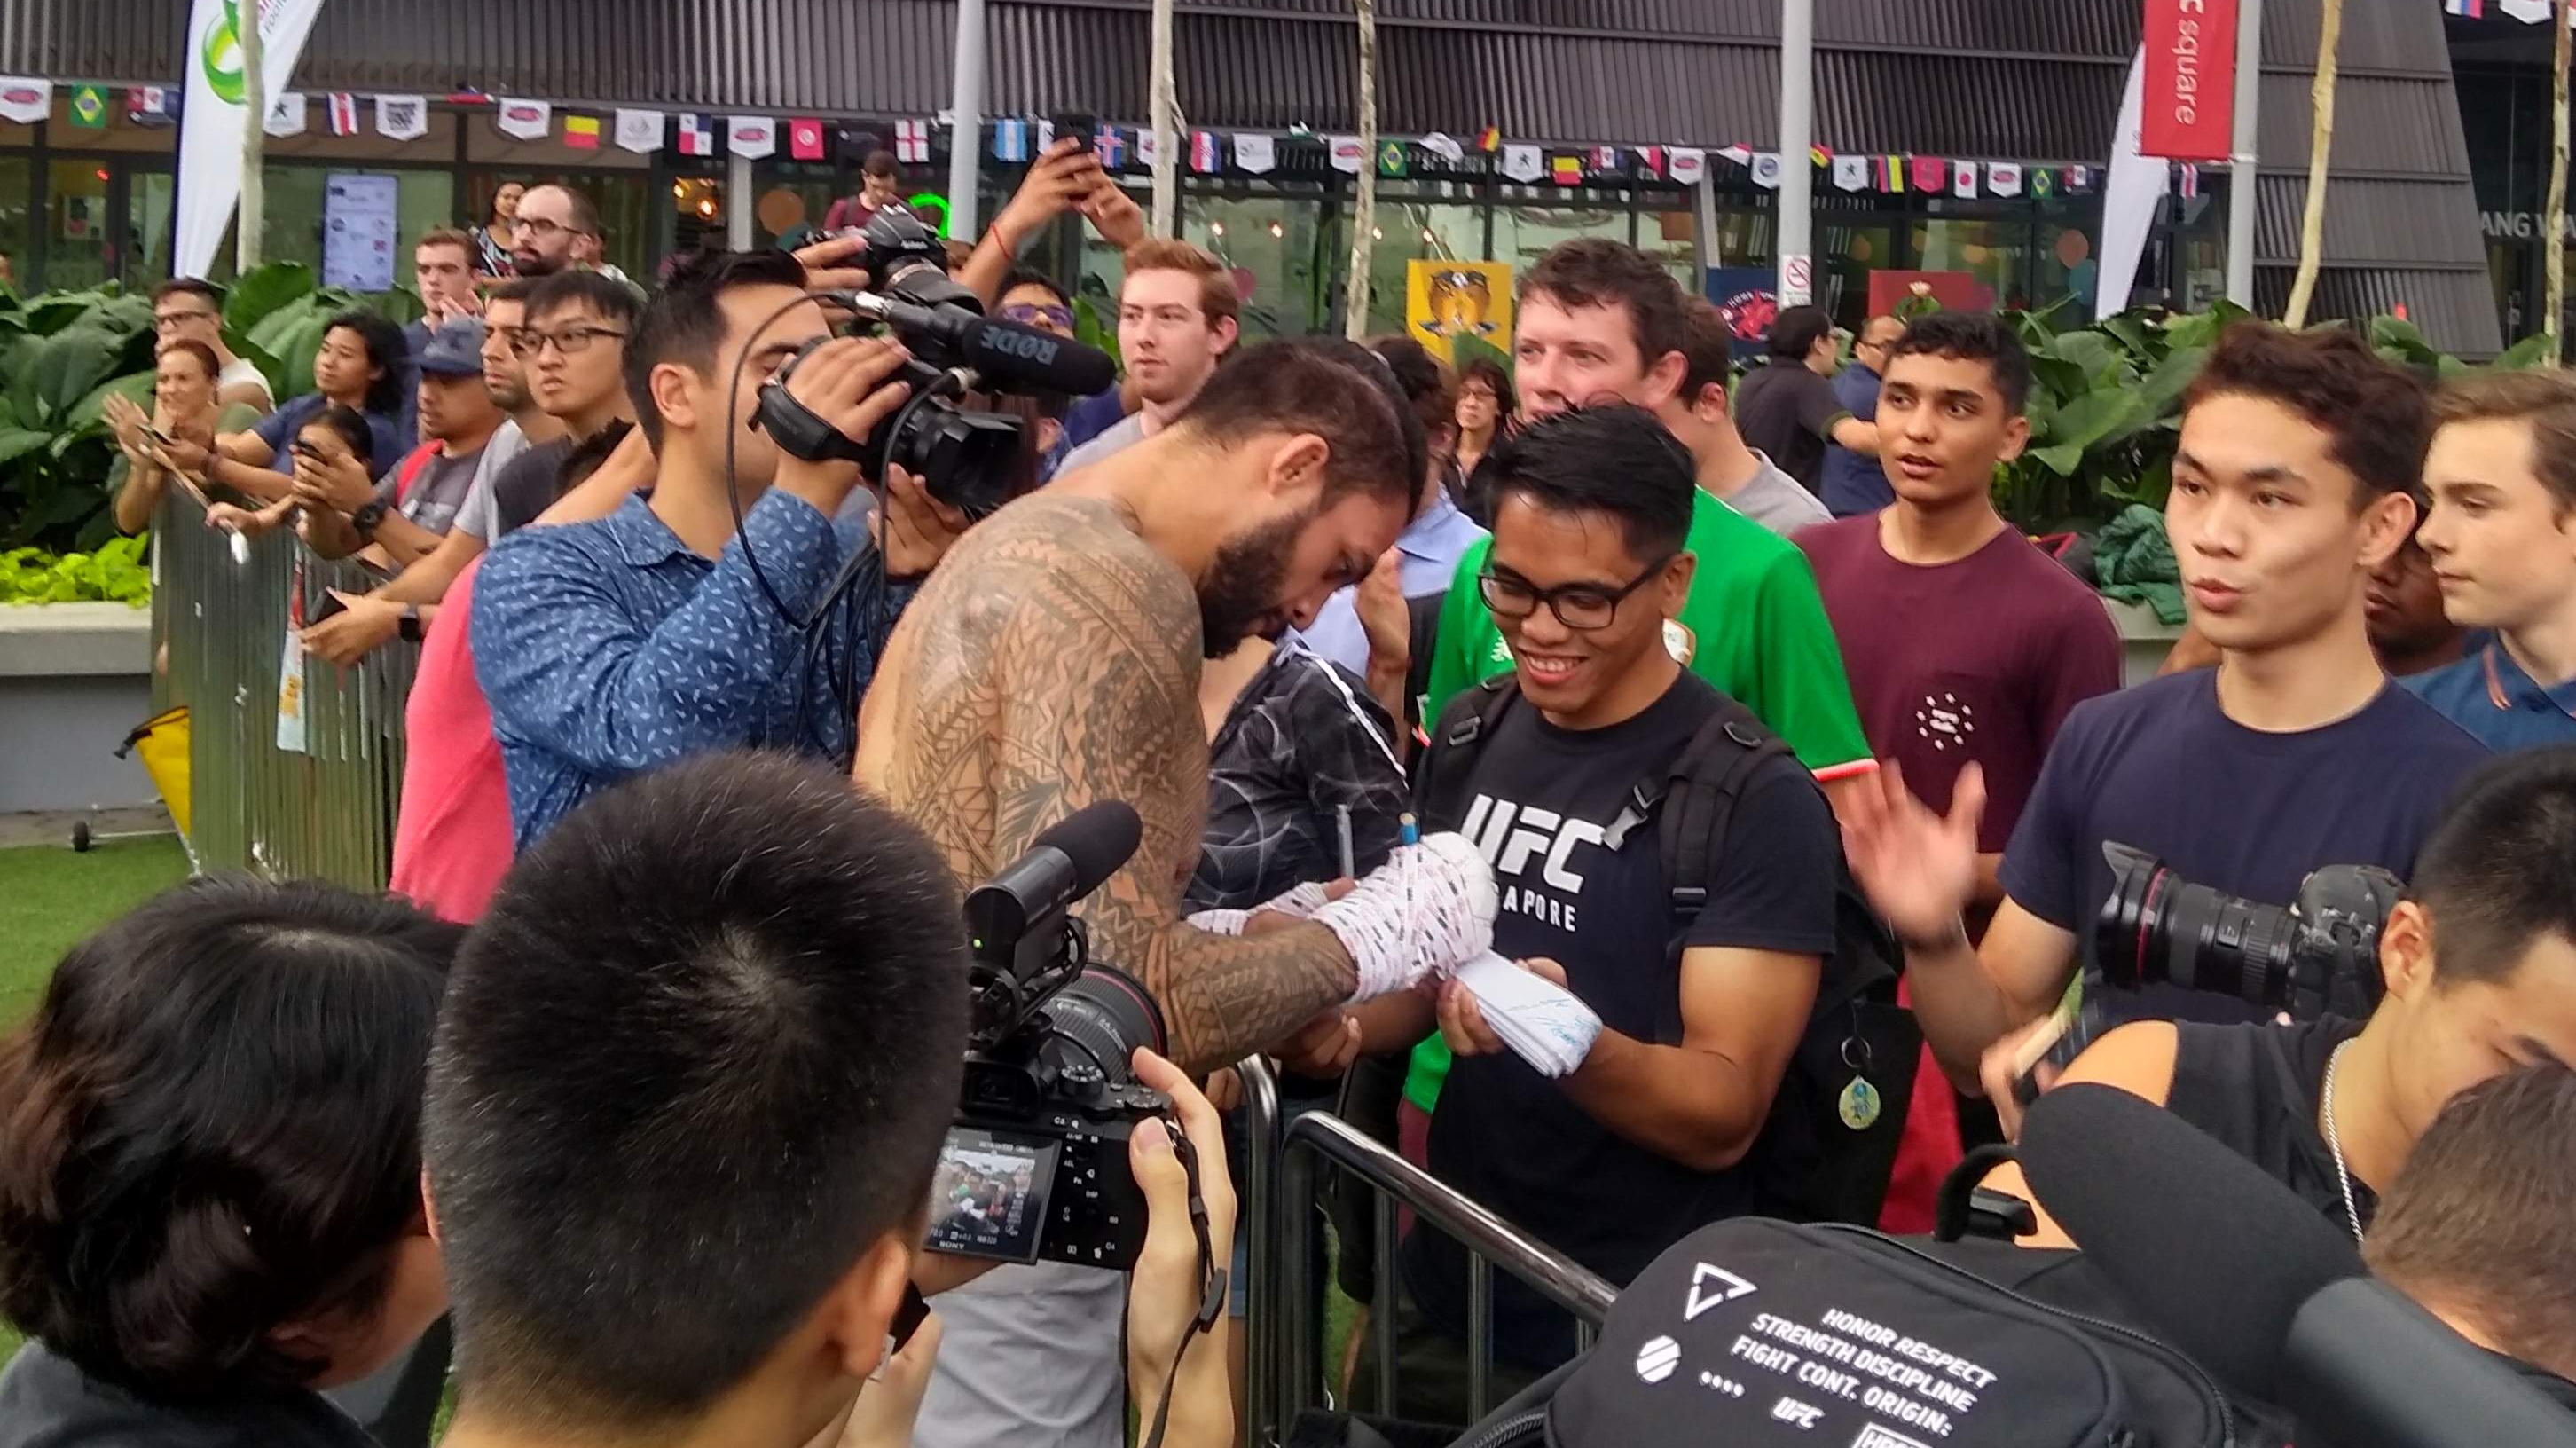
[375,95,428,142]
[788,117,824,161]
[1475,123,1502,153]
[1421,131,1464,164]
[0,77,49,125]
[1637,145,1668,179]
[1910,156,1948,193]
[1832,154,1868,192]
[67,83,107,129]
[1501,143,1543,183]
[728,116,776,159]
[1667,147,1707,185]
[1952,161,1978,199]
[1328,135,1364,174]
[1589,145,1621,172]
[1035,118,1056,151]
[677,114,714,157]
[1378,139,1410,177]
[1717,144,1754,167]
[617,108,667,154]
[2178,162,2202,199]
[2501,0,2549,20]
[562,114,601,150]
[126,87,175,126]
[495,98,551,141]
[326,92,359,137]
[1234,133,1276,175]
[1095,126,1127,169]
[264,93,309,138]
[1810,145,1833,168]
[1551,153,1584,186]
[993,117,1030,162]
[1987,161,2024,197]
[2063,165,2095,194]
[2031,167,2058,199]
[1190,130,1220,173]
[1750,152,1784,189]
[895,118,930,162]
[1874,156,1905,192]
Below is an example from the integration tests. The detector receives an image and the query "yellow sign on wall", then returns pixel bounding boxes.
[1406,260,1513,362]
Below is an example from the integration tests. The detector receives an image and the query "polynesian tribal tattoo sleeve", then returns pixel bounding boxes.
[884,496,1359,1073]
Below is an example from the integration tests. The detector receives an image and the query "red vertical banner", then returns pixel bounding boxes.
[2140,0,2239,161]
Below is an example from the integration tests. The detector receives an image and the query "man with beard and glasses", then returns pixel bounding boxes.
[852,338,1501,1448]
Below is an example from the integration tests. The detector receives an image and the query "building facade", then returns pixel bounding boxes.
[0,0,2502,354]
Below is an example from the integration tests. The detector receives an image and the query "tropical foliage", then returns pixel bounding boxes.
[0,536,152,606]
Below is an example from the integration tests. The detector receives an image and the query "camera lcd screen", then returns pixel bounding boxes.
[925,1127,1059,1264]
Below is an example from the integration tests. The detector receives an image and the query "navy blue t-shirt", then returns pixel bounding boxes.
[1999,670,2489,1023]
[1820,362,1893,517]
[249,393,410,482]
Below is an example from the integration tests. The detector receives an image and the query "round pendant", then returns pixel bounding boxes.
[1837,1075,1882,1131]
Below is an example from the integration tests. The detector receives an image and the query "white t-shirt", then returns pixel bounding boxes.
[452,420,533,542]
[217,355,271,406]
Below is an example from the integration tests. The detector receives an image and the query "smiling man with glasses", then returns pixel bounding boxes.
[149,279,272,413]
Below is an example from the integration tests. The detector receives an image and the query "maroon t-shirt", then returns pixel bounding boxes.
[1800,515,2122,852]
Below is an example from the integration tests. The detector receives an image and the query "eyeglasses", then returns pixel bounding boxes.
[1001,302,1075,334]
[1479,554,1676,631]
[154,310,217,331]
[512,216,590,241]
[511,326,626,358]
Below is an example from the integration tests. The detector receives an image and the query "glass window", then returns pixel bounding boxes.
[1492,188,1631,269]
[1357,192,1488,337]
[0,155,29,289]
[1178,187,1330,339]
[208,165,454,288]
[1638,197,1700,293]
[2033,196,2103,316]
[1916,212,2029,312]
[751,161,842,250]
[129,168,175,282]
[1815,216,1896,326]
[43,160,114,292]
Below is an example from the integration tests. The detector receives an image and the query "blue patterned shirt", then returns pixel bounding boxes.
[474,490,913,850]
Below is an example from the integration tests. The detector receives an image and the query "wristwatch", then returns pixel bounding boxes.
[350,499,389,540]
[397,604,424,643]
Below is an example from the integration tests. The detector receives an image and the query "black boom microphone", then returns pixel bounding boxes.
[2020,1083,2576,1448]
[966,801,1143,994]
[830,291,1119,397]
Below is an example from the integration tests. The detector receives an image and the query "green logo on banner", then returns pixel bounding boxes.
[202,0,247,106]
[67,83,107,129]
[1378,140,1409,177]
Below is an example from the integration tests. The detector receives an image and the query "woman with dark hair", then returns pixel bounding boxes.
[1453,355,1515,522]
[161,311,414,500]
[0,877,461,1447]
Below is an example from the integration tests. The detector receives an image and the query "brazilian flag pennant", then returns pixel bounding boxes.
[68,83,108,129]
[1377,139,1409,177]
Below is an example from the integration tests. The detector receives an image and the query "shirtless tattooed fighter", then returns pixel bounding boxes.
[855,339,1496,1075]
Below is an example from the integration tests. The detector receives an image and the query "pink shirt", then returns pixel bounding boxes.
[389,557,514,923]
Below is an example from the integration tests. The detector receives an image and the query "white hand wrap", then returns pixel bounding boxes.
[1313,832,1498,1002]
[1184,880,1336,940]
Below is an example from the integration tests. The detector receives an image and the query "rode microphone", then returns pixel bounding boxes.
[2021,1083,2576,1448]
[828,291,1119,397]
[966,802,1143,1008]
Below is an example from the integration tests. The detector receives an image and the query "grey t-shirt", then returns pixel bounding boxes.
[452,419,534,542]
[0,1340,373,1448]
[1054,411,1147,476]
[377,443,484,538]
[1723,451,1833,537]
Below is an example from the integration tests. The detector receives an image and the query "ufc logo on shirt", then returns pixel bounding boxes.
[1460,793,1606,929]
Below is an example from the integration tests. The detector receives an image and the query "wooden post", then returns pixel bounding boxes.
[2281,0,2342,328]
[237,0,264,274]
[2549,0,2570,360]
[1150,0,1179,237]
[1343,0,1378,340]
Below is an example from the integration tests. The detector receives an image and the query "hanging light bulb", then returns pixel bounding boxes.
[672,181,687,199]
[1268,222,1284,238]
[1211,221,1226,237]
[1370,226,1383,240]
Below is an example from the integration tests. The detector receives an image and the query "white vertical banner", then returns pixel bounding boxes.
[2097,50,2170,322]
[176,0,331,279]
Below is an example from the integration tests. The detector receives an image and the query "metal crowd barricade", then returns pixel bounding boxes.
[151,487,420,889]
[1268,1110,1617,1441]
[1237,1056,1284,1445]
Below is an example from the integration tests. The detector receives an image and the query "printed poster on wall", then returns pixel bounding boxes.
[320,172,401,293]
[1405,260,1513,363]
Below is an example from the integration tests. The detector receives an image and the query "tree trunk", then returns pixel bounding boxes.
[2281,0,2342,328]
[1150,0,1179,238]
[1343,0,1378,340]
[2549,0,2570,361]
[237,0,264,274]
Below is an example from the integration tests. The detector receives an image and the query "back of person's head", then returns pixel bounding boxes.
[1765,304,1835,364]
[2364,1062,2576,1379]
[1520,239,1686,368]
[1887,311,2034,413]
[2184,320,2431,507]
[527,269,642,333]
[0,878,459,1401]
[326,309,411,417]
[2408,746,2576,988]
[1679,297,1737,407]
[2433,368,2576,516]
[1365,334,1460,449]
[623,248,808,450]
[425,752,971,1432]
[1120,237,1240,329]
[1174,337,1427,514]
[308,403,375,467]
[1486,405,1694,560]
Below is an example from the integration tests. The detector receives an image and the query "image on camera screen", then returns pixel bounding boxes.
[925,1128,1059,1263]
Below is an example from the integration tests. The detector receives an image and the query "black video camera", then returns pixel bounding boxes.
[753,210,1116,519]
[928,802,1174,1272]
[2094,841,2401,1020]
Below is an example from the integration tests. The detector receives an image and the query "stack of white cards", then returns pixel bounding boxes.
[1453,951,1602,1078]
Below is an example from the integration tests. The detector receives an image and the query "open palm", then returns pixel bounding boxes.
[1842,761,1984,941]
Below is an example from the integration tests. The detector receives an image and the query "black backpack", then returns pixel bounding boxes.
[1415,674,1919,1226]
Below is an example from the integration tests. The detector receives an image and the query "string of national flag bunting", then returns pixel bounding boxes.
[9,77,2201,201]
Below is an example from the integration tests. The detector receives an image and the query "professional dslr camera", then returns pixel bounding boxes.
[928,802,1175,1271]
[752,209,1116,517]
[2093,841,2401,1020]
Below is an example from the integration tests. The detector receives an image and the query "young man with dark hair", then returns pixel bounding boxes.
[1056,239,1241,471]
[1991,745,2576,1251]
[2410,370,2576,749]
[475,250,968,850]
[822,148,915,234]
[481,271,639,538]
[1344,405,1838,1414]
[1667,297,1826,536]
[149,277,271,411]
[1850,321,2492,1123]
[1823,312,1905,516]
[293,319,505,574]
[1734,303,1880,492]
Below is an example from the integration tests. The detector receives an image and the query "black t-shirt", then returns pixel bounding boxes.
[490,437,577,538]
[0,1340,373,1448]
[2166,1016,2375,1236]
[1732,361,1850,490]
[1402,671,1840,1369]
[2000,672,2488,1025]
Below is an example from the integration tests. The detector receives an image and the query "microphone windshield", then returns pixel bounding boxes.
[2019,1082,2365,1398]
[961,316,1118,397]
[1026,800,1141,901]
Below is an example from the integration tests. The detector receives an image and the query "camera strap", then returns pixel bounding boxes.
[1140,1128,1228,1448]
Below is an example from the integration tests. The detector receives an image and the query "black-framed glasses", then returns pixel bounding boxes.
[1479,554,1676,630]
[1001,302,1074,334]
[154,309,217,332]
[512,326,626,358]
[512,216,589,240]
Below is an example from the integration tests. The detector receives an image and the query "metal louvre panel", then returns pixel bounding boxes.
[2255,73,2469,176]
[2252,175,2486,268]
[2253,265,2502,358]
[1375,26,1774,143]
[0,0,178,84]
[1813,50,2125,161]
[1815,0,2138,59]
[2262,0,2456,78]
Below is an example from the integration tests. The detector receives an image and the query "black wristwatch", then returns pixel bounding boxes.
[350,499,389,540]
[397,604,424,643]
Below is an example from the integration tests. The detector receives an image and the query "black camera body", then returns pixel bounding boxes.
[928,804,1170,1272]
[2094,841,2401,1020]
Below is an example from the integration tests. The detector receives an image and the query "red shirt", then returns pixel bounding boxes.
[388,557,514,923]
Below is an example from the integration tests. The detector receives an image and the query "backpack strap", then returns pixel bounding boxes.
[391,441,443,505]
[1653,696,1795,927]
[1412,673,1521,834]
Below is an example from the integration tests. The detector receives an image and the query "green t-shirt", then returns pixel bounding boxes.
[1404,488,1870,1113]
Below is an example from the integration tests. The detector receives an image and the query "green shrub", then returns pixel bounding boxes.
[0,535,151,605]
